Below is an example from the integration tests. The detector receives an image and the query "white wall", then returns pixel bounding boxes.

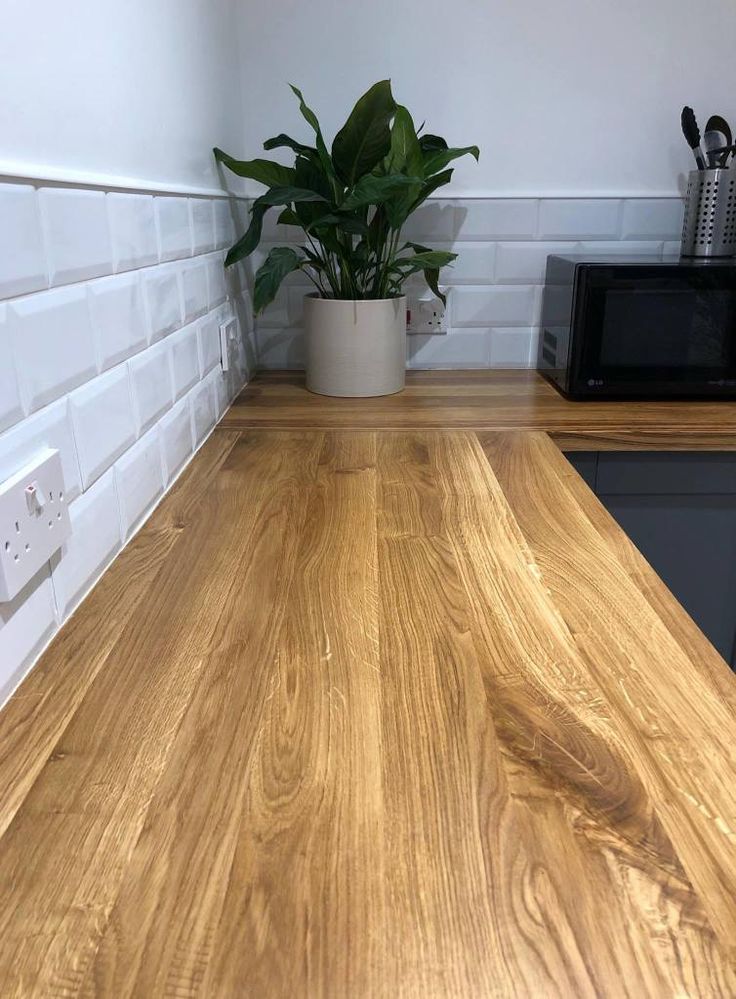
[235,0,736,197]
[0,0,243,192]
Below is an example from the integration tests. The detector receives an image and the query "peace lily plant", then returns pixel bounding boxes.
[214,80,479,397]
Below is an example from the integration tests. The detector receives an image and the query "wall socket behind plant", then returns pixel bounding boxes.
[406,289,450,335]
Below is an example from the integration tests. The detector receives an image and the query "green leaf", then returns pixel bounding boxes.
[393,250,457,271]
[224,202,268,266]
[213,148,295,188]
[289,85,336,184]
[409,168,454,213]
[258,186,328,207]
[423,268,445,305]
[340,174,421,211]
[263,133,314,156]
[277,208,303,227]
[393,247,456,306]
[331,80,396,185]
[387,106,424,177]
[423,144,480,177]
[418,134,448,154]
[293,154,334,228]
[253,246,304,313]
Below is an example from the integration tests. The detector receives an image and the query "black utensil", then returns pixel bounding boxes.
[705,114,732,167]
[681,106,706,170]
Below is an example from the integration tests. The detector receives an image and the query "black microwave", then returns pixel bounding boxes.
[538,255,736,399]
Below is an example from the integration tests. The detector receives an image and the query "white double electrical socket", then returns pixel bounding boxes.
[407,289,450,335]
[0,448,71,602]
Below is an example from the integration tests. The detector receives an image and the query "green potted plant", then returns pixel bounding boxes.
[214,80,478,397]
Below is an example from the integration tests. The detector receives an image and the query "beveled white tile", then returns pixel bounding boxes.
[128,339,173,434]
[489,327,536,367]
[256,328,305,369]
[169,324,200,400]
[154,197,192,261]
[0,183,47,299]
[114,427,164,540]
[39,187,112,285]
[197,314,221,376]
[453,285,537,326]
[69,366,136,488]
[88,272,147,371]
[50,469,121,620]
[621,199,684,240]
[400,201,456,240]
[494,242,577,284]
[434,242,496,283]
[142,263,183,342]
[180,259,208,322]
[538,199,621,239]
[408,331,489,368]
[190,378,215,446]
[213,199,235,249]
[206,254,228,308]
[455,199,538,240]
[0,304,22,432]
[9,285,96,413]
[0,567,57,705]
[159,397,193,484]
[108,193,158,272]
[189,199,216,255]
[0,397,82,502]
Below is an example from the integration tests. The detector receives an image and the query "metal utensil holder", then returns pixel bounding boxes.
[681,168,736,258]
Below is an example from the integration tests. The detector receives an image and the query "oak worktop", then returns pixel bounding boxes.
[1,374,736,996]
[223,368,736,449]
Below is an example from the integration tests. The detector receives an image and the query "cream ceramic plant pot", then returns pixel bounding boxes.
[304,295,406,397]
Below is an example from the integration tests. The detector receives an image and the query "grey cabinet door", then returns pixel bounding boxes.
[601,493,736,663]
[565,451,736,666]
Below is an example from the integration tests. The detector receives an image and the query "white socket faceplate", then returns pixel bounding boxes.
[0,448,71,602]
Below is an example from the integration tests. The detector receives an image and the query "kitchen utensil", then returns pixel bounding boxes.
[681,106,706,170]
[704,114,732,167]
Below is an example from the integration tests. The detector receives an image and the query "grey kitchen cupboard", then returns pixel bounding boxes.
[566,452,736,666]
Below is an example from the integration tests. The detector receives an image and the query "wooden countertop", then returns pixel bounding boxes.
[1,376,736,995]
[222,369,736,449]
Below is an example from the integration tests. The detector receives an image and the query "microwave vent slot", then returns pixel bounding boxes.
[542,346,556,366]
[543,329,558,349]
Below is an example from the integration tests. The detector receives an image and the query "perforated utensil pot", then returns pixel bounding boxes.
[681,168,736,258]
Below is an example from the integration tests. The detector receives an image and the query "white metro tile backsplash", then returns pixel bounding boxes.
[9,284,97,413]
[159,397,193,484]
[142,262,183,342]
[0,183,47,298]
[129,338,173,434]
[50,469,122,620]
[88,272,147,370]
[256,195,685,373]
[0,176,253,706]
[180,259,209,322]
[155,196,192,262]
[70,365,136,489]
[107,193,158,272]
[0,305,23,432]
[39,187,113,285]
[170,323,201,400]
[114,428,164,540]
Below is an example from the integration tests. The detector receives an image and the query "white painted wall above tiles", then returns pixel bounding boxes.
[235,0,736,197]
[0,0,243,192]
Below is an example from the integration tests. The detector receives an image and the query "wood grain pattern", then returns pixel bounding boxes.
[1,424,736,996]
[221,370,736,449]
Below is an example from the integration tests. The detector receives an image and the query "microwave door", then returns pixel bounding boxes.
[575,269,736,393]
